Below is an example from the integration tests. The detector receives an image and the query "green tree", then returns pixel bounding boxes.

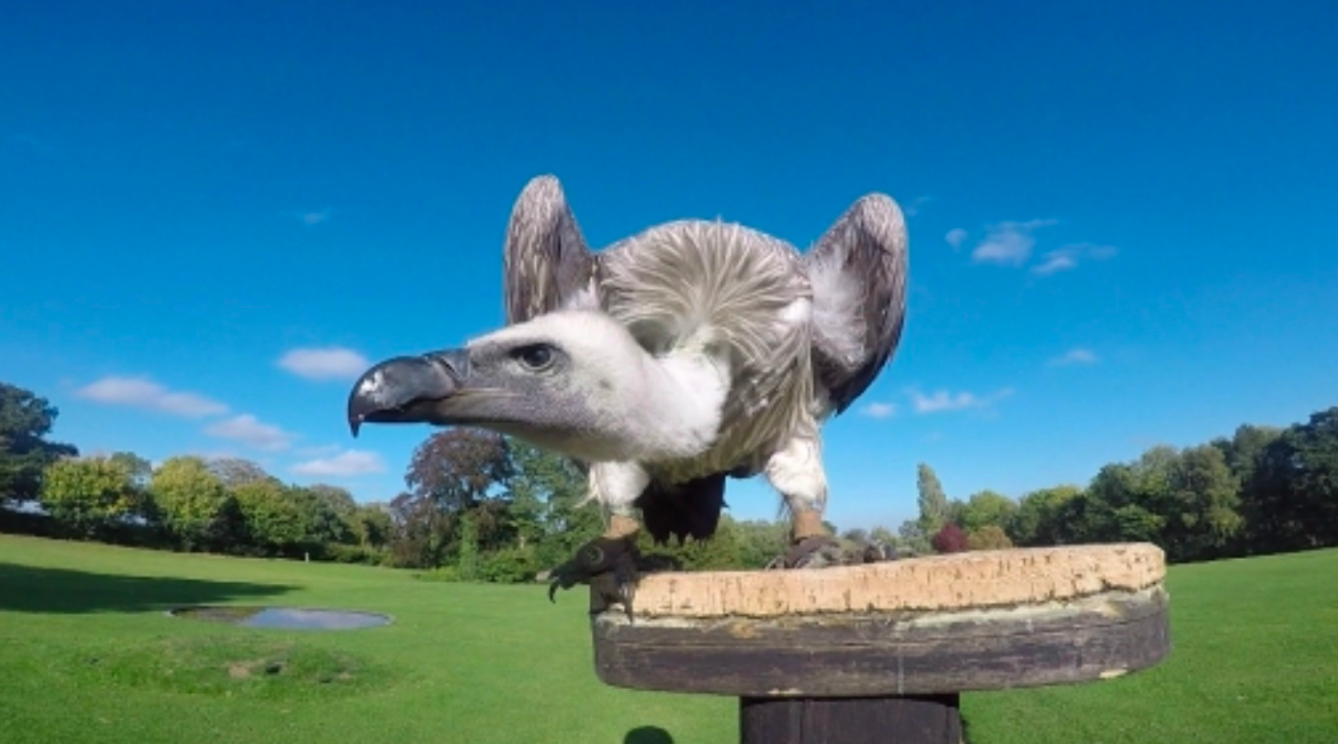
[233,479,305,555]
[916,463,950,535]
[1248,407,1338,552]
[957,490,1018,533]
[457,511,480,580]
[967,524,1013,551]
[351,502,393,548]
[1076,447,1182,545]
[869,526,899,550]
[39,457,141,538]
[0,383,77,506]
[108,451,152,489]
[1163,444,1243,561]
[733,519,790,569]
[1212,424,1283,487]
[504,441,600,569]
[1010,485,1081,546]
[207,458,277,489]
[307,484,359,544]
[841,527,870,545]
[288,486,353,548]
[897,518,931,555]
[149,456,238,551]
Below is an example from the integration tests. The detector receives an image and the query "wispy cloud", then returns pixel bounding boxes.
[296,208,332,226]
[945,228,968,250]
[187,450,241,463]
[858,402,897,419]
[1049,348,1099,366]
[297,443,344,458]
[205,414,295,452]
[76,376,228,418]
[1032,242,1118,276]
[291,449,386,477]
[904,196,933,217]
[907,387,1014,414]
[278,346,369,380]
[971,219,1058,266]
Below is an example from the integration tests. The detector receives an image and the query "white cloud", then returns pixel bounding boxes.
[904,196,933,217]
[858,402,897,419]
[945,228,968,250]
[1032,242,1118,276]
[908,387,1014,414]
[278,347,369,380]
[971,219,1057,266]
[76,376,228,418]
[205,414,295,452]
[1050,348,1099,366]
[1032,252,1077,275]
[297,208,331,226]
[291,449,386,477]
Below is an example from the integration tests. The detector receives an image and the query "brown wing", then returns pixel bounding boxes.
[803,193,909,414]
[502,175,600,324]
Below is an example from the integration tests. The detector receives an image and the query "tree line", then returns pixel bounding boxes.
[904,408,1338,563]
[3,380,1336,579]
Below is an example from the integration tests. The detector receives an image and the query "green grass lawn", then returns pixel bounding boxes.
[2,536,1335,743]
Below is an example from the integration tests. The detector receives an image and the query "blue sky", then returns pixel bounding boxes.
[3,1,1335,531]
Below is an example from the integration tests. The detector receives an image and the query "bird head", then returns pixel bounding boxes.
[347,311,662,462]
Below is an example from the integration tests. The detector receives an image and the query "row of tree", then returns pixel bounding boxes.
[3,380,1336,579]
[904,407,1338,563]
[0,383,390,562]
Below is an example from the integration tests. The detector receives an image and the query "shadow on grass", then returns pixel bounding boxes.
[624,726,674,744]
[0,563,295,614]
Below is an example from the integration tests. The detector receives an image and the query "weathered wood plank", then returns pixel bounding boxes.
[596,586,1168,696]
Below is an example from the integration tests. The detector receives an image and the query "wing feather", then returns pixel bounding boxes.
[804,194,909,414]
[502,175,599,324]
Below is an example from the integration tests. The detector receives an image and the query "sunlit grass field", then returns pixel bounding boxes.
[2,535,1335,743]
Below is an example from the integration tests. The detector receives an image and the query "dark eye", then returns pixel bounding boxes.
[582,546,605,565]
[513,344,556,371]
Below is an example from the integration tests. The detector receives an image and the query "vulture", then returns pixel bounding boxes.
[348,175,908,615]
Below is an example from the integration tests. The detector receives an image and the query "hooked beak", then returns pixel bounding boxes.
[346,349,471,436]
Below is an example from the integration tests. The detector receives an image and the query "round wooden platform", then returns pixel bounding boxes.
[592,543,1169,698]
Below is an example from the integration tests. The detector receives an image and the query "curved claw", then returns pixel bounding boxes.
[767,535,846,569]
[546,535,640,620]
[617,580,636,622]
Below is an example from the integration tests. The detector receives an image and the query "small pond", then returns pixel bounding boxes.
[169,605,391,630]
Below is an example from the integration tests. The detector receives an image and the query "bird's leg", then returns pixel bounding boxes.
[765,433,845,568]
[548,462,646,620]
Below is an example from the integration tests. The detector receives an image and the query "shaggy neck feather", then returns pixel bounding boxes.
[611,347,729,462]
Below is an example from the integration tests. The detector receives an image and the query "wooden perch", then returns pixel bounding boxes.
[589,543,1170,743]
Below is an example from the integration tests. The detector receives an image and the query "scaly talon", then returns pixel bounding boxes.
[767,534,845,569]
[548,535,640,621]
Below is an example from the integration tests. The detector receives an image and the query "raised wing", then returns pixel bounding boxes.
[503,175,600,324]
[803,193,909,414]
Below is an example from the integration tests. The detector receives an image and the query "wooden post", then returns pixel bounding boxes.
[590,543,1170,744]
[740,695,962,743]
